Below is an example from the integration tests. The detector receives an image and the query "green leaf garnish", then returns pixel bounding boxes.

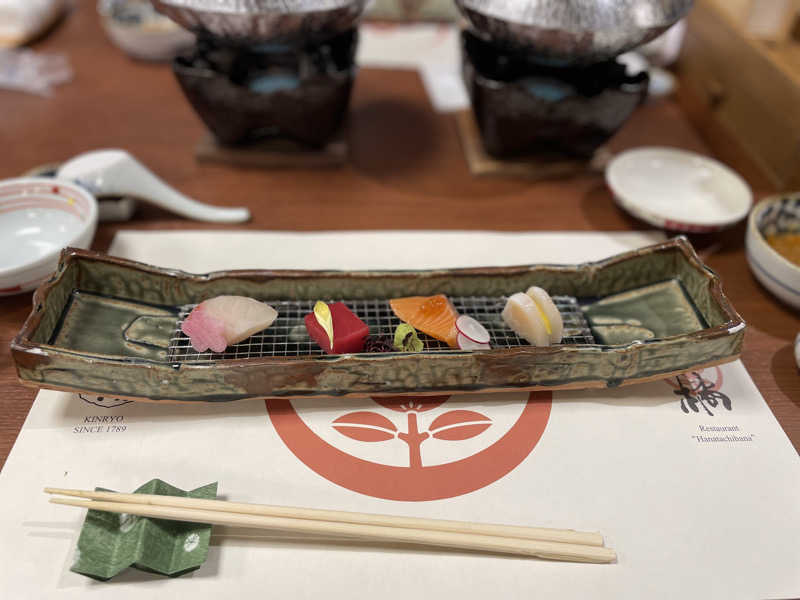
[314,300,334,349]
[394,323,423,352]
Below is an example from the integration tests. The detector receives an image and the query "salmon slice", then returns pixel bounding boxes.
[389,294,459,348]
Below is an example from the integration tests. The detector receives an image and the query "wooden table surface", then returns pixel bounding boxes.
[1,6,798,471]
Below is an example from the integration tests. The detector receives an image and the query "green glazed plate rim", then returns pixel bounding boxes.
[10,236,746,401]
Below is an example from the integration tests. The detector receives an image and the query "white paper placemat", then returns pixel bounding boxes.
[357,23,469,113]
[1,230,798,600]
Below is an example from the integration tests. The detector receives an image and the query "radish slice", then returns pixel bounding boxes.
[455,315,490,344]
[457,332,491,350]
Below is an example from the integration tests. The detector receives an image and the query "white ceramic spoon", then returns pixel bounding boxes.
[57,149,250,223]
[795,332,800,370]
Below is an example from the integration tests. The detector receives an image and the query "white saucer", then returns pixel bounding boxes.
[606,147,752,232]
[0,178,97,296]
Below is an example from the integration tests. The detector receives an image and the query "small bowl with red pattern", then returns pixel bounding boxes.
[0,178,97,296]
[606,147,752,232]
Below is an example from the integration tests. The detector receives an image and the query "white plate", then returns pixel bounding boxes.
[606,147,752,232]
[0,178,97,296]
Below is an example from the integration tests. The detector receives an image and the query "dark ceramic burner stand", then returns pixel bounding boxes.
[173,29,358,168]
[455,109,596,179]
[459,30,649,172]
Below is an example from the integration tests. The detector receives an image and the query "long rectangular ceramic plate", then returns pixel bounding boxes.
[11,237,745,402]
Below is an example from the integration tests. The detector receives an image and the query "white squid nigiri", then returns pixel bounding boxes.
[525,286,564,345]
[501,292,549,347]
[181,296,278,353]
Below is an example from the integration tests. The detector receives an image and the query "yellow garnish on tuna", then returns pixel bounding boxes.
[314,300,334,349]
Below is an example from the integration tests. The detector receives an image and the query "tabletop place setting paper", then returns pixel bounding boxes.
[1,230,798,600]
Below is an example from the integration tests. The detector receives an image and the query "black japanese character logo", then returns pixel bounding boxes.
[667,368,732,416]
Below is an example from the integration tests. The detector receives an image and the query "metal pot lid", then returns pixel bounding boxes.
[153,0,358,15]
[150,0,366,44]
[457,0,692,32]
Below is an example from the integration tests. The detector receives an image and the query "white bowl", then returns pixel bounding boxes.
[606,147,753,232]
[0,178,98,296]
[98,0,195,62]
[746,193,800,310]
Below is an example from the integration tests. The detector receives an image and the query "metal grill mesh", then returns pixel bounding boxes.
[167,295,595,363]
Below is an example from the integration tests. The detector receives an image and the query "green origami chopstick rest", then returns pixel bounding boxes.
[70,479,217,581]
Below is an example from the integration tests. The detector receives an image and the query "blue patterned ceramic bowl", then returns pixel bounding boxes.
[746,194,800,309]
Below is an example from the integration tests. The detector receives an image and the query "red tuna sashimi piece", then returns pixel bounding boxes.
[304,302,369,354]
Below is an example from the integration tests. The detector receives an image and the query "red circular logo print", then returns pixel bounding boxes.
[266,391,551,501]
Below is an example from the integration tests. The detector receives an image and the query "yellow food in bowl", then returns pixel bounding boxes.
[766,233,800,267]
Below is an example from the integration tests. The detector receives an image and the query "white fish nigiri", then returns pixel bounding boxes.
[501,292,549,347]
[181,296,278,353]
[525,286,564,344]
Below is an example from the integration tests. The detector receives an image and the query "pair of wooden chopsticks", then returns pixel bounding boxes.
[45,488,616,563]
